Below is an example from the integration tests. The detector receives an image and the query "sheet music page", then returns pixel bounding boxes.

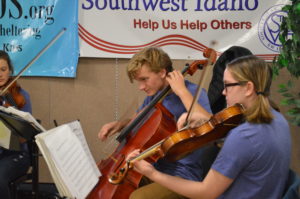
[67,121,101,177]
[0,106,46,132]
[35,136,71,197]
[0,121,11,149]
[35,121,100,199]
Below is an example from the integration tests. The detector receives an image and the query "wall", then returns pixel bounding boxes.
[18,57,300,182]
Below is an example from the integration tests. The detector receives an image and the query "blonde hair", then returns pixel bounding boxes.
[227,55,277,123]
[127,47,173,82]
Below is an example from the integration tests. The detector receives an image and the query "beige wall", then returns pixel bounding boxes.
[18,57,300,182]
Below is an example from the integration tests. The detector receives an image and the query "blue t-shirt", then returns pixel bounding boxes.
[139,80,212,181]
[212,109,291,199]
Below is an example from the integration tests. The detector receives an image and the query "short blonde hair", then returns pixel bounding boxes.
[127,47,173,82]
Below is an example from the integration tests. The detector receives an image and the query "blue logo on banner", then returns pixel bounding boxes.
[0,0,79,77]
[258,5,286,53]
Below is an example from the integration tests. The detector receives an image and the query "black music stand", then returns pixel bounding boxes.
[0,109,41,199]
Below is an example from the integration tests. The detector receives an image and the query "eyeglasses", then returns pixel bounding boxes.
[223,81,247,92]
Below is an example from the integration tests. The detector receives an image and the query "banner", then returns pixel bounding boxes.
[0,0,79,77]
[79,0,289,60]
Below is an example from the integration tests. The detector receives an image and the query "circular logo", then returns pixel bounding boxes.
[258,5,286,52]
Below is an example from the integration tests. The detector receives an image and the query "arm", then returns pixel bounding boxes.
[98,112,138,141]
[20,88,32,113]
[19,88,32,144]
[98,93,151,141]
[98,118,131,141]
[128,149,233,199]
[177,111,209,129]
[166,70,211,120]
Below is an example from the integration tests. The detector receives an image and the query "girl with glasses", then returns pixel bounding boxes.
[128,55,291,199]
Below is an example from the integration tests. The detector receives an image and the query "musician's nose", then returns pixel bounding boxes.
[139,82,146,91]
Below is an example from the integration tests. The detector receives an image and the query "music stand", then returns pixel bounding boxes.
[0,109,41,199]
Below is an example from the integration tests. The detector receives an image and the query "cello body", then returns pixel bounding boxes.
[87,104,176,199]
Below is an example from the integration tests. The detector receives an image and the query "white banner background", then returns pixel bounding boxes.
[78,0,289,60]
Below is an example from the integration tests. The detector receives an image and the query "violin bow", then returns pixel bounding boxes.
[182,48,217,130]
[0,28,66,96]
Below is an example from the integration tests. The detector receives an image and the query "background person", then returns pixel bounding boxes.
[0,50,32,199]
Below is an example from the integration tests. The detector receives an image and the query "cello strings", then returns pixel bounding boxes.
[102,134,119,157]
[102,58,120,156]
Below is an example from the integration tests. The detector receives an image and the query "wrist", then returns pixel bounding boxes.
[176,88,189,98]
[117,119,130,129]
[146,168,160,181]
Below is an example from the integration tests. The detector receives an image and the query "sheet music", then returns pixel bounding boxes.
[0,121,11,149]
[35,137,71,196]
[0,106,46,132]
[67,121,101,177]
[35,121,101,199]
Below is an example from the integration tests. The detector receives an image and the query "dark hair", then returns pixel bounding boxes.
[208,46,253,114]
[0,50,14,74]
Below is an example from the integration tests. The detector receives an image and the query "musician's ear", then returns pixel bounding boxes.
[159,68,167,78]
[245,81,255,97]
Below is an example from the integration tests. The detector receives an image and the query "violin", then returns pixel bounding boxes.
[0,78,26,109]
[109,103,244,184]
[87,48,217,199]
[0,28,66,109]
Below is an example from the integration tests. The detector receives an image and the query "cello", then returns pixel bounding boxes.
[87,48,217,199]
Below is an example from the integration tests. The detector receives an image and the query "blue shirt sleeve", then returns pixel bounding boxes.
[19,88,32,114]
[212,125,255,179]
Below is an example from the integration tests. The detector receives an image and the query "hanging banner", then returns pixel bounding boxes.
[0,0,79,77]
[79,0,289,60]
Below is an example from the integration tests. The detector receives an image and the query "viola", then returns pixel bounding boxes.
[87,48,217,199]
[109,103,244,184]
[0,78,26,109]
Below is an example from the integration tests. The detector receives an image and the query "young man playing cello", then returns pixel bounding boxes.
[128,55,291,199]
[98,47,215,199]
